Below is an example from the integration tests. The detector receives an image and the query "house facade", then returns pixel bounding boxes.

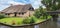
[1,4,34,17]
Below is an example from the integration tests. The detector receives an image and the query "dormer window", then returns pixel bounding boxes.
[29,7,34,11]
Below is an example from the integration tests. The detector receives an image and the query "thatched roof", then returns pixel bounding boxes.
[1,4,34,13]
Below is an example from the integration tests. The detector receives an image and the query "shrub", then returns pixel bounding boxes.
[23,17,30,24]
[23,16,36,24]
[29,16,36,24]
[30,17,35,24]
[0,14,6,19]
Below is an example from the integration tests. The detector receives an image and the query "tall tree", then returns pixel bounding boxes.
[34,6,47,18]
[41,0,60,11]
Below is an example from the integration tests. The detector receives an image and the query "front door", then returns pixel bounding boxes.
[14,12,17,17]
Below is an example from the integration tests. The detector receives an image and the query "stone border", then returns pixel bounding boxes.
[0,19,51,27]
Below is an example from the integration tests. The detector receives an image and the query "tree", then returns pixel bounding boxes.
[34,6,47,18]
[41,0,60,11]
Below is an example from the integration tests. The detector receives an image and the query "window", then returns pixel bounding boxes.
[5,13,7,15]
[5,13,10,15]
[19,12,24,15]
[19,13,21,15]
[29,7,34,11]
[22,13,24,15]
[8,14,10,15]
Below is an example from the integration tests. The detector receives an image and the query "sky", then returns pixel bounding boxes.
[0,0,42,11]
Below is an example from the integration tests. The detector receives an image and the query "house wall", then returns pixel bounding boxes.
[7,11,34,17]
[9,13,14,17]
[23,11,34,17]
[17,11,34,17]
[16,11,33,17]
[29,11,34,16]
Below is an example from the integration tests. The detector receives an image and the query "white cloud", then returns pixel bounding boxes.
[30,0,42,9]
[8,1,25,5]
[0,0,26,11]
[0,0,42,11]
[0,0,10,11]
[0,5,10,11]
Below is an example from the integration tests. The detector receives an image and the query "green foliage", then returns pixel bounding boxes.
[0,14,6,19]
[34,6,47,18]
[34,9,41,18]
[23,17,30,24]
[23,16,36,24]
[29,16,36,24]
[30,18,35,23]
[41,0,60,11]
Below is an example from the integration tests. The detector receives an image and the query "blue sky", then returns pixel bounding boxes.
[0,0,42,11]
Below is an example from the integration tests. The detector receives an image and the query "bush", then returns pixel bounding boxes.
[30,16,35,24]
[23,17,30,24]
[23,16,36,24]
[0,14,6,19]
[30,18,35,23]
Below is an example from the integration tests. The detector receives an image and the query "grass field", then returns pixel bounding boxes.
[0,16,51,26]
[0,17,24,26]
[35,15,52,23]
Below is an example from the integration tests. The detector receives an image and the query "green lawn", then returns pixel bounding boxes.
[0,15,52,26]
[35,15,52,23]
[0,17,24,26]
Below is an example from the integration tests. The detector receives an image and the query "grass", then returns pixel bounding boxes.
[0,15,52,26]
[0,17,23,26]
[35,15,52,23]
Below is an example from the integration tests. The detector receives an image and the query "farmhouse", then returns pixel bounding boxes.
[1,4,34,17]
